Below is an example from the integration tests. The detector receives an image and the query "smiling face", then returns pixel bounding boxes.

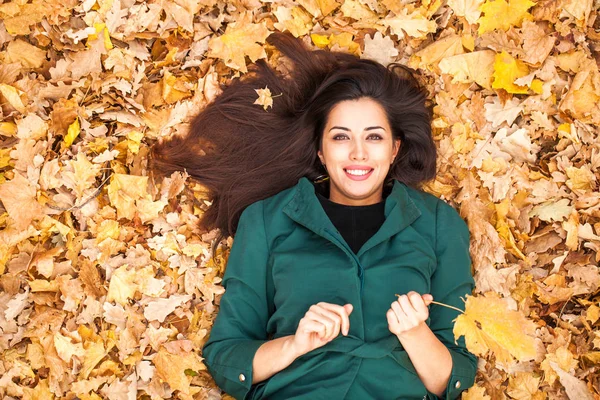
[317,97,400,206]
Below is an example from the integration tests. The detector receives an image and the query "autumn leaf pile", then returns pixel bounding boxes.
[0,0,599,398]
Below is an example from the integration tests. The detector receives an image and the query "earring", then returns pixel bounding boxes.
[313,174,329,183]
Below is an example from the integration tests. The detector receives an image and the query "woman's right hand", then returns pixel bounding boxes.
[290,302,354,357]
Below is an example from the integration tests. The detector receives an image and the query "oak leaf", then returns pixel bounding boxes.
[362,32,399,67]
[521,21,555,65]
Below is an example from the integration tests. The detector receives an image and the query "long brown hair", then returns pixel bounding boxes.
[149,32,436,245]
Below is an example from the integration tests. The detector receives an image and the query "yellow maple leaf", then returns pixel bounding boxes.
[453,292,538,364]
[438,50,496,89]
[379,9,437,39]
[409,34,464,71]
[79,340,107,380]
[566,165,597,191]
[207,11,270,73]
[477,0,537,34]
[462,385,491,400]
[0,171,44,230]
[273,6,313,38]
[297,0,339,17]
[492,51,530,94]
[340,0,378,23]
[106,173,149,220]
[153,345,206,394]
[448,0,485,24]
[106,264,138,305]
[507,372,547,400]
[254,86,275,111]
[540,346,578,385]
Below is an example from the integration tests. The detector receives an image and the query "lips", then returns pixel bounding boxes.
[344,167,374,181]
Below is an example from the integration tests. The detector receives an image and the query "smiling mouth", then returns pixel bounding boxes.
[344,168,374,176]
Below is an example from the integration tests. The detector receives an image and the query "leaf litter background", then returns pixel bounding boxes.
[0,0,599,398]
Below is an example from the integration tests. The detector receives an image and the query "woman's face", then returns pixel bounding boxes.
[318,97,400,206]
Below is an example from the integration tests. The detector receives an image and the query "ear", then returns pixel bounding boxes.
[317,149,324,164]
[392,139,401,160]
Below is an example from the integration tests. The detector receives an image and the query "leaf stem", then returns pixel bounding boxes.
[395,294,465,314]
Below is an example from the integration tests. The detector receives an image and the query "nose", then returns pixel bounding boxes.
[350,140,367,161]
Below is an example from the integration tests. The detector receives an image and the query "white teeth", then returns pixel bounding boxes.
[345,169,371,176]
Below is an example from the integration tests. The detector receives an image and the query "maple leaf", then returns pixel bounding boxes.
[409,34,464,70]
[207,11,270,73]
[448,0,486,24]
[492,51,530,94]
[507,372,546,400]
[477,0,537,34]
[297,0,340,17]
[484,96,523,128]
[438,50,496,89]
[462,386,491,399]
[153,345,205,394]
[379,8,437,39]
[453,292,538,364]
[106,173,149,220]
[340,0,378,23]
[273,6,313,38]
[254,86,275,111]
[0,172,44,230]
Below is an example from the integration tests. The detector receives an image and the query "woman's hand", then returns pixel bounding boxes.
[387,291,433,338]
[290,302,353,357]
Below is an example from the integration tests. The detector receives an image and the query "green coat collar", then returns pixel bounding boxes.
[282,177,422,257]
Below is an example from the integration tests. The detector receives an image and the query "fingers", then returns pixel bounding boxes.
[302,319,327,338]
[303,302,353,341]
[306,305,341,341]
[318,302,352,336]
[408,292,428,315]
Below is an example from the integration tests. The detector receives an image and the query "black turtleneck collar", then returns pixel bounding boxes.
[315,189,387,254]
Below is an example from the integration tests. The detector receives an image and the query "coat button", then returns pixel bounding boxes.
[455,380,461,389]
[239,373,246,382]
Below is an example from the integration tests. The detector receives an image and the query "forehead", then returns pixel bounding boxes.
[326,98,388,126]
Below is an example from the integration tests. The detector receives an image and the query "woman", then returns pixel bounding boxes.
[150,32,477,399]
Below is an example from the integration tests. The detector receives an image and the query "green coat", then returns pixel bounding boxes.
[202,177,477,400]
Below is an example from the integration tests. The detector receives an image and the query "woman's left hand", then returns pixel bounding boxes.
[387,291,433,337]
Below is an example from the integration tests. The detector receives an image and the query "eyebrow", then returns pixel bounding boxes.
[329,126,386,132]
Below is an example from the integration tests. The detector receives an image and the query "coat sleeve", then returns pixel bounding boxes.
[201,200,272,400]
[426,200,478,400]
